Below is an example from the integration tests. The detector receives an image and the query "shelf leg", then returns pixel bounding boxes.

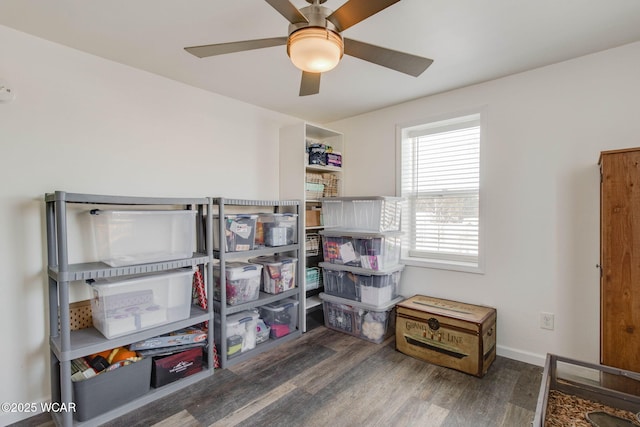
[59,360,73,427]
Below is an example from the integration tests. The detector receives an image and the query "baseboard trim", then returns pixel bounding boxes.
[497,345,547,367]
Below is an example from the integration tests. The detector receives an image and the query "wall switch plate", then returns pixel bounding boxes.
[0,78,15,103]
[540,312,554,330]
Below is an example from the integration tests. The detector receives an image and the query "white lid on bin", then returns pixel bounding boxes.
[257,213,298,217]
[320,196,404,202]
[318,262,403,276]
[319,229,403,238]
[225,310,259,325]
[211,214,259,219]
[319,292,404,311]
[89,267,195,288]
[90,209,197,216]
[260,297,300,312]
[214,261,262,279]
[249,255,297,266]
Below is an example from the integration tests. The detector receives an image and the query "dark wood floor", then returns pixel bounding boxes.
[13,326,543,427]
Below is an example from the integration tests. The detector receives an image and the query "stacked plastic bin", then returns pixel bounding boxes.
[319,197,405,344]
[89,209,199,339]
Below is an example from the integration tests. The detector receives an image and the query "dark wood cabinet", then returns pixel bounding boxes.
[599,148,640,373]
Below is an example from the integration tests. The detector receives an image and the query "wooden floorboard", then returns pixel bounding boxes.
[9,326,543,427]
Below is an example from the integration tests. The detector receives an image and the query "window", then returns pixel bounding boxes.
[397,111,483,272]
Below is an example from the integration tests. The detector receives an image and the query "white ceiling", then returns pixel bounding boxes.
[2,0,640,123]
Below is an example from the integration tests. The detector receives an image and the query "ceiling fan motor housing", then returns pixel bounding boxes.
[287,4,341,36]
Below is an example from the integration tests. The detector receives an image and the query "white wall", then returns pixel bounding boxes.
[3,19,640,424]
[328,41,640,367]
[0,25,299,425]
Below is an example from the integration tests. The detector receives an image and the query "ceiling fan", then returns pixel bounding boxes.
[184,0,433,96]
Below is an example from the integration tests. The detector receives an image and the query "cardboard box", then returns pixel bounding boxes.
[151,347,203,388]
[396,295,496,377]
[305,210,322,227]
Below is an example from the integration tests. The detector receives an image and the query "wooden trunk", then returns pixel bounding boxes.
[395,295,496,377]
[600,148,640,373]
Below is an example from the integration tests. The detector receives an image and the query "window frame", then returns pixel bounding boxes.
[396,108,486,274]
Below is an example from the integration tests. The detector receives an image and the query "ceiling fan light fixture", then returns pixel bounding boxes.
[287,27,344,73]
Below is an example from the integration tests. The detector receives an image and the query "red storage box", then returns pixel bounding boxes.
[151,347,203,388]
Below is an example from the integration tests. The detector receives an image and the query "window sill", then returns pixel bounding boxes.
[401,256,484,274]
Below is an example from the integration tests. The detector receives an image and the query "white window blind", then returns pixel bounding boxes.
[400,113,481,268]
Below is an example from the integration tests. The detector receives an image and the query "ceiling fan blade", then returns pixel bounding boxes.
[344,38,433,77]
[265,0,309,24]
[299,71,321,96]
[185,37,287,58]
[327,0,401,32]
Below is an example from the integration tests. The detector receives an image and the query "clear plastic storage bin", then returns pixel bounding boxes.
[90,209,196,267]
[258,298,299,338]
[89,269,194,339]
[320,263,403,305]
[256,213,298,247]
[214,311,259,358]
[256,318,271,344]
[248,255,298,294]
[320,293,403,344]
[213,262,262,305]
[321,196,403,232]
[213,214,258,252]
[320,230,402,271]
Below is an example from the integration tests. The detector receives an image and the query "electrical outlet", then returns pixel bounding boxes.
[540,312,554,330]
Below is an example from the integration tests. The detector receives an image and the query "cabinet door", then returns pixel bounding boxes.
[600,149,640,372]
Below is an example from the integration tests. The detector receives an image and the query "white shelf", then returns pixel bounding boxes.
[306,295,323,310]
[50,306,210,362]
[306,164,343,173]
[278,122,345,332]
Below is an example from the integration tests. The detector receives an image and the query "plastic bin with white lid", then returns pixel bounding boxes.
[213,262,262,305]
[258,298,299,339]
[256,213,298,247]
[320,262,403,305]
[320,229,402,271]
[321,196,403,232]
[214,311,259,358]
[89,268,194,339]
[248,255,298,294]
[90,209,196,267]
[212,214,258,252]
[320,293,404,344]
